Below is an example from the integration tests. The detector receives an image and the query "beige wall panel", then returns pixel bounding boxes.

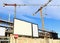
[10,34,60,43]
[53,39,60,43]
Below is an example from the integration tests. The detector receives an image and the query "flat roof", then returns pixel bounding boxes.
[0,19,13,25]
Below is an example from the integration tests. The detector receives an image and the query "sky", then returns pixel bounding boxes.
[0,0,60,37]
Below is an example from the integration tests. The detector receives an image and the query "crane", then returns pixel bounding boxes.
[33,0,52,30]
[3,3,42,19]
[3,4,17,19]
[32,0,52,40]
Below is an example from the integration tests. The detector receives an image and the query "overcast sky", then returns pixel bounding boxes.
[0,0,60,37]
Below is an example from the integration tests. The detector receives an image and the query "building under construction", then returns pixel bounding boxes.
[0,18,59,43]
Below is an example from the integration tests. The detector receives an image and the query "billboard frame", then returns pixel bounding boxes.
[32,24,39,38]
[13,18,39,38]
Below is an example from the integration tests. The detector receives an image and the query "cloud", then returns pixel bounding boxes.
[43,6,60,20]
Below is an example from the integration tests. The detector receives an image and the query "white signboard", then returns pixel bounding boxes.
[33,24,39,37]
[14,19,32,36]
[0,27,5,36]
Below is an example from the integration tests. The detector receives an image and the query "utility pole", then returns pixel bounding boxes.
[33,0,52,30]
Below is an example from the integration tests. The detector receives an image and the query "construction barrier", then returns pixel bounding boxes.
[10,34,60,43]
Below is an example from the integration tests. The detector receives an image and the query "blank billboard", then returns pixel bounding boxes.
[33,24,39,37]
[14,19,32,36]
[0,27,5,36]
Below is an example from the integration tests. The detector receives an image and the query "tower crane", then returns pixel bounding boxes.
[32,0,52,39]
[3,3,41,19]
[3,4,18,19]
[33,0,52,30]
